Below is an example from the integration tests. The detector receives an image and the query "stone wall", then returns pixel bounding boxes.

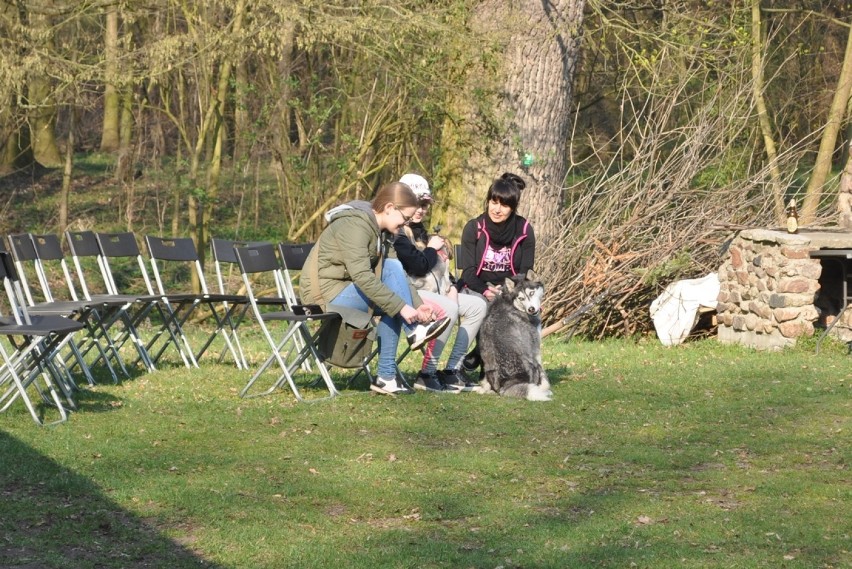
[716,229,821,350]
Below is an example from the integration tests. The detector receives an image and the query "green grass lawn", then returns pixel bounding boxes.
[1,334,849,568]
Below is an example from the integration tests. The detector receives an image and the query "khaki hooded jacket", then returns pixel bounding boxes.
[300,201,422,328]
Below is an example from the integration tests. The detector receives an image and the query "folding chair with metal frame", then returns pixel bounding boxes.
[144,235,247,369]
[0,251,85,425]
[233,243,340,401]
[95,231,196,369]
[0,244,86,400]
[277,241,382,386]
[65,230,156,373]
[8,233,129,384]
[209,238,288,364]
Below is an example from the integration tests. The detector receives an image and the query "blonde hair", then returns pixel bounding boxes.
[372,182,419,212]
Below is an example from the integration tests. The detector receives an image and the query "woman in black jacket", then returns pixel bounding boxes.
[457,172,536,372]
[458,172,536,300]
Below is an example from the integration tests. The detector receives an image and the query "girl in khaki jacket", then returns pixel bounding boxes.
[301,182,450,395]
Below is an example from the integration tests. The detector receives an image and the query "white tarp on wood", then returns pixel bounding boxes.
[650,273,720,346]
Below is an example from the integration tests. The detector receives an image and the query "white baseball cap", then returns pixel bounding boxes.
[399,173,433,203]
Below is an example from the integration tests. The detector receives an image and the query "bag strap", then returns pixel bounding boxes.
[308,246,325,304]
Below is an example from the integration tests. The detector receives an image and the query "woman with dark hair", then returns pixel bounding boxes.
[301,182,450,395]
[458,172,536,300]
[457,172,536,373]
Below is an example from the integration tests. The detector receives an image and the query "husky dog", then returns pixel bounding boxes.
[477,270,552,401]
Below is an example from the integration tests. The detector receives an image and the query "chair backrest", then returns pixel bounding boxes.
[29,233,82,301]
[277,242,315,306]
[7,233,41,306]
[66,230,109,300]
[7,233,37,262]
[66,230,101,257]
[0,250,31,325]
[233,243,290,302]
[278,242,313,271]
[95,232,155,296]
[30,233,73,302]
[30,233,65,262]
[146,235,198,262]
[144,235,210,296]
[210,238,268,296]
[96,231,143,258]
[234,243,281,275]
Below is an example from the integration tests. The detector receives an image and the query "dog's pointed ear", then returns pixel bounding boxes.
[526,269,537,281]
[503,277,515,292]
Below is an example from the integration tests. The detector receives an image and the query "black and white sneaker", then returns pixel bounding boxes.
[370,376,414,395]
[413,371,456,393]
[406,317,451,351]
[439,369,477,392]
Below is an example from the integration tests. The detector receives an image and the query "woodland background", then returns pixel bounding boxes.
[2,0,852,337]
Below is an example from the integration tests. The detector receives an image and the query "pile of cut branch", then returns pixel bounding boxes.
[537,57,830,339]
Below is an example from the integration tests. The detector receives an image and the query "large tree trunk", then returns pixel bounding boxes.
[0,97,31,174]
[26,8,61,169]
[437,0,585,246]
[28,73,62,168]
[100,6,121,153]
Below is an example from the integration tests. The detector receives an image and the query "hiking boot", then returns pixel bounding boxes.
[413,371,456,393]
[370,376,414,395]
[407,317,451,351]
[439,369,477,392]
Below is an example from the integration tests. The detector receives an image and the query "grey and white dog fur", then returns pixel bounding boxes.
[476,270,552,401]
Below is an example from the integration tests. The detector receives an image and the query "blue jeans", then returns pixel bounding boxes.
[329,259,414,379]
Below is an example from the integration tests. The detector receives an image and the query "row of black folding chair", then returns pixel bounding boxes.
[93,231,197,369]
[7,231,211,381]
[1,232,254,420]
[72,231,251,372]
[1,232,412,416]
[7,233,131,384]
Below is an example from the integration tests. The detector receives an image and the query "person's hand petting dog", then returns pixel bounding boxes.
[427,235,445,251]
[484,284,503,301]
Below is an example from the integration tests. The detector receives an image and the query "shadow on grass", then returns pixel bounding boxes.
[546,365,573,387]
[0,431,225,569]
[72,387,128,414]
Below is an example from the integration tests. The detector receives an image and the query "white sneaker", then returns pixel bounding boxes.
[406,317,451,350]
[370,376,414,395]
